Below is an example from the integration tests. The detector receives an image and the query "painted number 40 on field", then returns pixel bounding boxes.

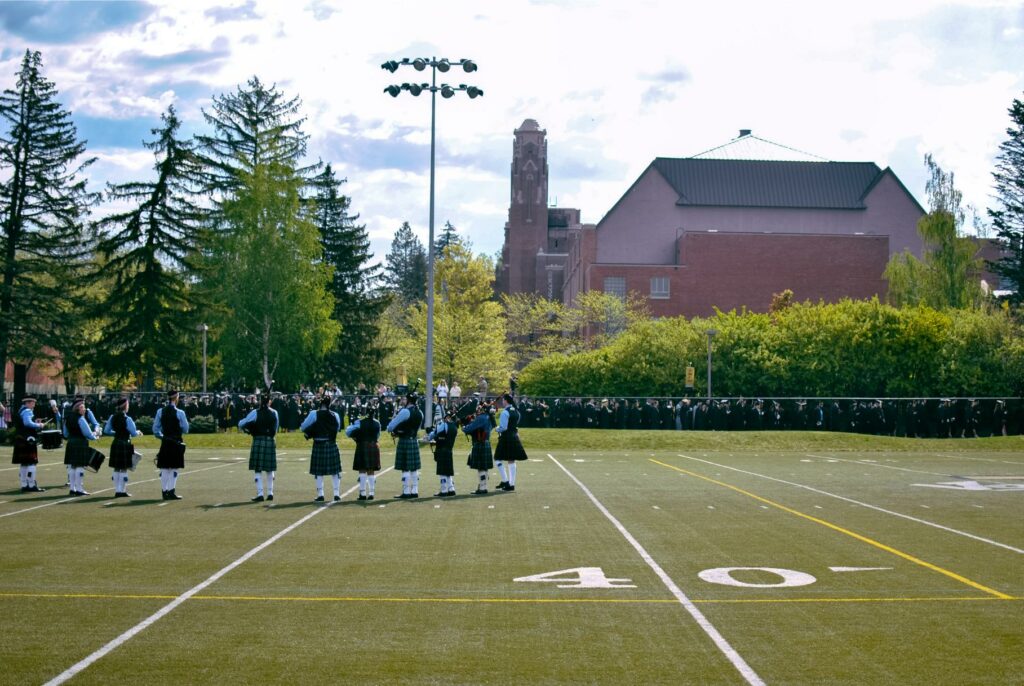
[514,567,636,588]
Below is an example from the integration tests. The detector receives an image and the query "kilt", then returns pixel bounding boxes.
[156,439,186,469]
[466,440,493,470]
[495,432,529,462]
[433,445,455,477]
[64,437,93,467]
[394,437,421,472]
[352,441,381,472]
[309,440,341,476]
[108,438,136,471]
[12,436,38,465]
[248,436,278,472]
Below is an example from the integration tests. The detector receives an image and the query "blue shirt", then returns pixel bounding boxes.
[496,408,510,434]
[300,409,340,434]
[103,415,142,437]
[425,421,450,443]
[386,407,411,434]
[462,413,492,439]
[20,406,44,430]
[63,415,97,441]
[344,419,361,437]
[238,408,279,433]
[153,406,189,439]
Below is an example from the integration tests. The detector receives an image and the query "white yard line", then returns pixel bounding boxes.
[0,460,64,472]
[42,467,391,686]
[679,454,1024,555]
[548,453,765,686]
[934,453,1024,467]
[805,454,954,477]
[0,463,232,520]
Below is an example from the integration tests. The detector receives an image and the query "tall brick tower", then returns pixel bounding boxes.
[498,119,550,295]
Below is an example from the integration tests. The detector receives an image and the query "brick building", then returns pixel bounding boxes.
[498,125,929,317]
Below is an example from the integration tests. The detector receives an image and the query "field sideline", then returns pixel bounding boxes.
[1,431,1021,684]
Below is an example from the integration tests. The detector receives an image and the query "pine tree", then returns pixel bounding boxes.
[435,220,462,256]
[309,164,389,386]
[92,105,204,388]
[0,50,96,389]
[987,93,1024,305]
[384,221,427,304]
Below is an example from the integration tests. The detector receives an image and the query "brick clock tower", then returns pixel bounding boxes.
[497,119,576,299]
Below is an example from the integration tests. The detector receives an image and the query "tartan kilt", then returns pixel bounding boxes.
[433,445,455,477]
[466,440,493,470]
[495,432,529,462]
[12,436,38,465]
[248,436,277,472]
[352,442,381,472]
[156,439,186,469]
[108,438,136,471]
[394,437,421,472]
[309,441,341,476]
[64,437,93,467]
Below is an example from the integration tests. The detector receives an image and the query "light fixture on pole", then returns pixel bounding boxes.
[382,56,483,429]
[705,329,717,400]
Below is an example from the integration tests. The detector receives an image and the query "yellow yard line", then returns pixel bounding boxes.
[650,458,1013,600]
[0,591,1018,605]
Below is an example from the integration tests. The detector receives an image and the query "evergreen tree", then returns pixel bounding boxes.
[987,93,1024,305]
[0,50,95,388]
[93,105,204,388]
[309,164,389,386]
[384,221,427,304]
[435,220,462,256]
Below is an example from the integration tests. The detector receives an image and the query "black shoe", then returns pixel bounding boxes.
[448,491,456,497]
[314,495,325,502]
[29,485,45,493]
[161,490,169,500]
[472,488,488,495]
[167,490,182,500]
[434,492,446,497]
[505,485,515,492]
[69,490,79,497]
[333,495,341,502]
[114,492,130,498]
[496,481,510,491]
[395,493,410,499]
[410,493,419,499]
[20,486,30,493]
[251,495,264,502]
[266,494,274,501]
[367,495,374,501]
[357,494,367,501]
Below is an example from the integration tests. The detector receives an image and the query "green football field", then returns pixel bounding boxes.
[1,432,1022,685]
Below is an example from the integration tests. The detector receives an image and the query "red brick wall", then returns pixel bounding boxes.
[584,231,889,317]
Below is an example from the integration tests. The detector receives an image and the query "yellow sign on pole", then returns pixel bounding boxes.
[398,365,408,386]
[685,366,695,388]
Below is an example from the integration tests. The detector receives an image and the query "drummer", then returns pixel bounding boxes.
[63,399,101,497]
[103,396,143,498]
[12,397,45,493]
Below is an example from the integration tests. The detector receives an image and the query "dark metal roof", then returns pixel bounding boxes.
[651,158,883,209]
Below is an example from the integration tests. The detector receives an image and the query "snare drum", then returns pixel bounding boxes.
[130,451,143,472]
[39,430,63,450]
[85,449,106,473]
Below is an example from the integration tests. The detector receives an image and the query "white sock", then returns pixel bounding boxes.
[266,471,275,496]
[170,470,179,491]
[121,472,129,493]
[254,472,264,496]
[412,470,420,494]
[358,474,366,495]
[439,475,448,491]
[161,469,173,492]
[368,475,376,496]
[332,473,341,497]
[497,460,508,482]
[19,465,29,488]
[509,462,518,486]
[315,475,324,497]
[448,475,455,493]
[402,471,411,495]
[478,470,488,490]
[76,468,86,492]
[27,466,36,488]
[67,465,74,489]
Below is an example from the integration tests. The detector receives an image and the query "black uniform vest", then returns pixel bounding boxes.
[312,410,339,442]
[14,407,36,438]
[251,408,277,437]
[353,419,381,443]
[438,420,459,449]
[67,414,86,438]
[394,406,422,438]
[161,405,183,440]
[505,406,520,434]
[111,412,131,440]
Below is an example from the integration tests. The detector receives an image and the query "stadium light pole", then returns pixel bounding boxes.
[382,56,483,428]
[705,329,717,400]
[200,324,208,393]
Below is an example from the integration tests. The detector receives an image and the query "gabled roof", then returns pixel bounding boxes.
[651,158,884,210]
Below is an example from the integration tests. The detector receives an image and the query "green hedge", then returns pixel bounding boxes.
[519,300,1024,397]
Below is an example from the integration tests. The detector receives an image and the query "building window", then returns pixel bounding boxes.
[603,276,626,300]
[650,276,670,299]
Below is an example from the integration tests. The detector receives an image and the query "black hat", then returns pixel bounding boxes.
[116,396,129,408]
[167,389,179,399]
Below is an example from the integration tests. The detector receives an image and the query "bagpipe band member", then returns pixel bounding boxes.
[154,390,189,501]
[63,399,101,497]
[462,403,495,495]
[494,393,528,492]
[300,396,342,502]
[386,392,423,499]
[345,406,382,501]
[13,397,45,492]
[103,396,143,498]
[424,409,459,497]
[238,393,279,502]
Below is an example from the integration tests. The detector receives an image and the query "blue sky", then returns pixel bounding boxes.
[1,0,1021,263]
